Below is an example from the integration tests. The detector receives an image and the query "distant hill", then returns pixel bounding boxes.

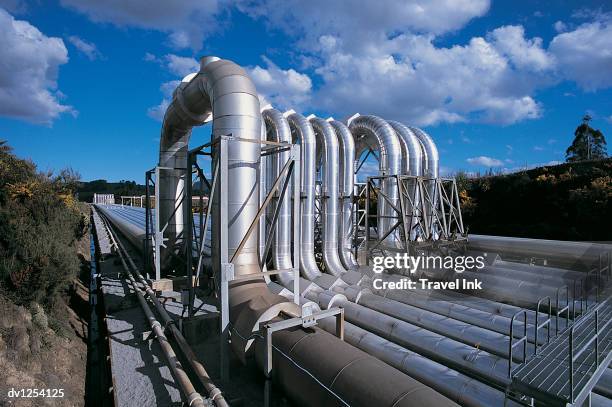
[76,179,145,203]
[458,158,612,241]
[77,179,210,203]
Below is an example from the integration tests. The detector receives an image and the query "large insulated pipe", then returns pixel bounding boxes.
[309,116,347,276]
[469,234,612,271]
[270,282,516,407]
[158,56,296,360]
[388,121,423,240]
[350,290,535,360]
[349,115,402,245]
[285,111,323,281]
[329,119,359,270]
[306,290,511,387]
[387,121,422,176]
[157,57,457,406]
[409,126,439,239]
[262,108,294,285]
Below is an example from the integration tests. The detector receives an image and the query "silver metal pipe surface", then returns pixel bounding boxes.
[286,111,323,280]
[329,119,359,270]
[310,116,347,276]
[409,126,439,239]
[349,115,402,245]
[262,108,294,285]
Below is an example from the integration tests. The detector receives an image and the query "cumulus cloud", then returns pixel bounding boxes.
[309,28,549,125]
[248,56,312,110]
[60,0,224,49]
[554,20,567,33]
[466,156,504,167]
[238,0,490,52]
[145,54,200,120]
[147,80,179,121]
[0,8,74,124]
[549,16,612,90]
[164,54,199,77]
[67,35,103,60]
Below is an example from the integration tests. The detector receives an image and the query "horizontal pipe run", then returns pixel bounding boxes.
[100,209,228,406]
[304,290,512,388]
[98,210,207,407]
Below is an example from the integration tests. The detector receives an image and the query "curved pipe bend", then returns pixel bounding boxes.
[159,57,295,360]
[387,121,424,240]
[309,115,348,276]
[408,126,440,240]
[262,108,294,285]
[284,110,323,281]
[329,119,359,270]
[349,114,402,245]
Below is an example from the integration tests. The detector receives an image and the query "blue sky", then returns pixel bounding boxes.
[0,0,611,181]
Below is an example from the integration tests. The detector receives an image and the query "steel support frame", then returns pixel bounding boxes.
[144,165,187,282]
[197,135,302,335]
[360,174,467,264]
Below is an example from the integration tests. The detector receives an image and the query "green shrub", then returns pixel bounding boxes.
[0,141,86,307]
[458,158,612,240]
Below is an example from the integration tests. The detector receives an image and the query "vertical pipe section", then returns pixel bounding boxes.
[262,108,294,284]
[388,121,423,240]
[329,119,359,270]
[159,56,296,360]
[309,116,347,276]
[285,111,323,280]
[349,115,402,245]
[409,126,439,239]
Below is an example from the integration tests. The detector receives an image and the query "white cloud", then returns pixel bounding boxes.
[488,25,553,71]
[309,28,548,125]
[60,0,224,49]
[554,20,567,33]
[550,16,612,90]
[67,35,103,60]
[239,0,490,52]
[0,8,74,124]
[164,54,199,77]
[147,80,179,122]
[466,156,504,167]
[533,145,544,151]
[248,56,312,110]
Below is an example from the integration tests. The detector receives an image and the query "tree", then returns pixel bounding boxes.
[566,115,608,162]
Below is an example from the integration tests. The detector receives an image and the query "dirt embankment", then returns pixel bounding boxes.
[0,234,90,407]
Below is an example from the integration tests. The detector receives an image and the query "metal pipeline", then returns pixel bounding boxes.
[329,119,359,270]
[317,314,519,407]
[310,115,348,276]
[409,126,439,239]
[468,234,612,271]
[349,115,403,245]
[284,111,324,281]
[262,108,294,285]
[260,118,269,277]
[98,208,228,406]
[97,209,208,407]
[156,58,453,406]
[388,121,423,240]
[305,289,512,387]
[350,289,535,360]
[158,56,297,360]
[270,282,515,407]
[387,121,423,176]
[98,204,456,406]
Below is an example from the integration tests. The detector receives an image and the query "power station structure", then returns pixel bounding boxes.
[92,56,612,407]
